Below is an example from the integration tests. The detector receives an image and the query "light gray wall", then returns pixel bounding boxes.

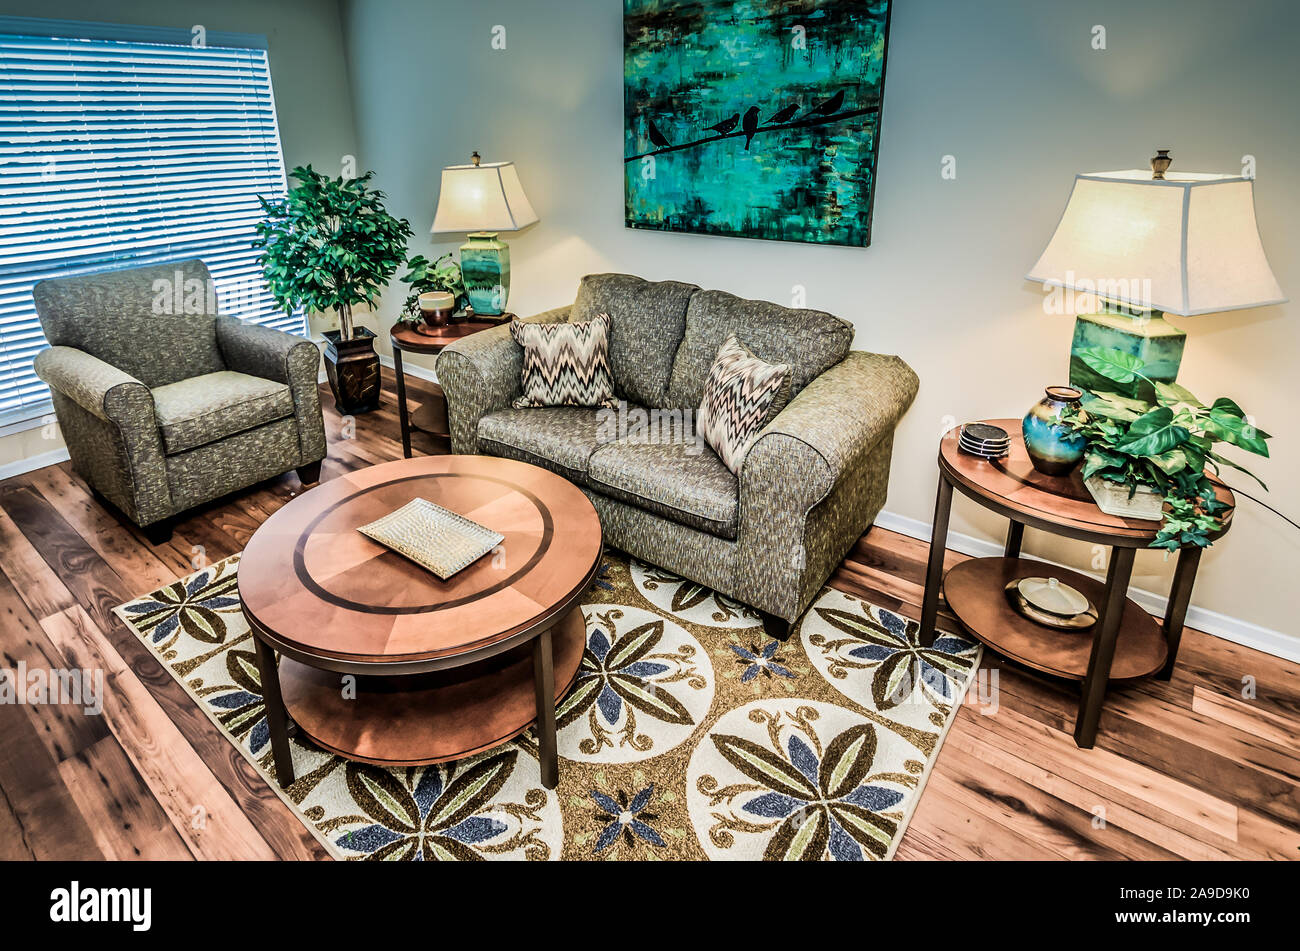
[340,0,1299,639]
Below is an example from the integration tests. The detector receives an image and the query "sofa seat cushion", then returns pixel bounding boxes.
[477,406,607,483]
[666,289,854,409]
[151,370,294,454]
[587,437,739,540]
[572,273,698,408]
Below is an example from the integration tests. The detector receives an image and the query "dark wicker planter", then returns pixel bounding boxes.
[323,327,380,415]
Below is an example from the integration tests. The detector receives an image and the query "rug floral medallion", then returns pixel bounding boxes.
[115,551,980,861]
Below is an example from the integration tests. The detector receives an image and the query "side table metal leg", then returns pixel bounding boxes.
[394,347,412,459]
[532,628,559,789]
[1156,546,1201,682]
[1004,520,1024,559]
[1074,546,1135,748]
[253,635,295,787]
[919,474,954,648]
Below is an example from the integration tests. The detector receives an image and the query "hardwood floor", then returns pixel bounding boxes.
[1,368,1297,861]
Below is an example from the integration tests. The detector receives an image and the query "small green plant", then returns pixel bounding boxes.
[398,253,468,323]
[1063,347,1270,550]
[254,165,412,340]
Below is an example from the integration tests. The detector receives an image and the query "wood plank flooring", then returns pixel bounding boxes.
[1,368,1296,861]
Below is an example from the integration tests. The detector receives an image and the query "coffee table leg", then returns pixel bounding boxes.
[919,473,954,648]
[1156,545,1201,682]
[532,628,558,789]
[253,635,295,787]
[1074,546,1135,749]
[394,347,412,459]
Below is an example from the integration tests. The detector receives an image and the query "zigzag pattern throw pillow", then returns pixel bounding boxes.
[511,312,619,409]
[697,334,791,474]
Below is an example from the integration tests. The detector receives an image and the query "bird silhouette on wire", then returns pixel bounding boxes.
[767,103,799,124]
[647,118,671,149]
[707,113,740,135]
[741,106,760,149]
[804,89,845,117]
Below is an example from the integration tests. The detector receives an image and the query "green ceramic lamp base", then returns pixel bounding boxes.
[460,232,511,317]
[1068,307,1185,400]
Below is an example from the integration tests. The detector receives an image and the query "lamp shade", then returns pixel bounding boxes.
[430,160,538,234]
[1026,170,1286,316]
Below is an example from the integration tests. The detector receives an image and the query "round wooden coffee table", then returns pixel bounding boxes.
[239,455,601,789]
[918,419,1233,749]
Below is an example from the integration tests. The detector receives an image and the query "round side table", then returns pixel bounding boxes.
[918,418,1233,749]
[389,318,511,457]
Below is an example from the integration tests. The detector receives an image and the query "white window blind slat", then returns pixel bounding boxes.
[0,24,301,416]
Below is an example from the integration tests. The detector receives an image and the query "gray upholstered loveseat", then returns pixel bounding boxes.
[32,259,327,543]
[437,273,919,636]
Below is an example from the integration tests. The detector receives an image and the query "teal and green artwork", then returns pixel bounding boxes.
[624,0,892,247]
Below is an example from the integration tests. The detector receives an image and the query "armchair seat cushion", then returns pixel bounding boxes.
[477,406,608,483]
[588,437,738,540]
[151,370,294,454]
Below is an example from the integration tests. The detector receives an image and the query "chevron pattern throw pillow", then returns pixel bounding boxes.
[697,334,791,474]
[511,313,619,409]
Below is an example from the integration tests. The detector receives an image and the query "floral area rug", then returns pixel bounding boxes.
[114,552,981,861]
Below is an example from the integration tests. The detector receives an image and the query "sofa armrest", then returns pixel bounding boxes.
[436,305,571,454]
[33,345,154,425]
[736,351,919,619]
[216,316,326,464]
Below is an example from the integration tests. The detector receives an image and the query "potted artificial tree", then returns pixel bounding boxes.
[255,165,412,414]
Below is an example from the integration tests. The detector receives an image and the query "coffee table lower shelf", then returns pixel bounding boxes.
[278,609,586,766]
[943,557,1167,681]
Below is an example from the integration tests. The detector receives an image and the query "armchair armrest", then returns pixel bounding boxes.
[33,345,153,425]
[216,316,325,464]
[436,305,571,454]
[737,351,919,619]
[33,345,172,525]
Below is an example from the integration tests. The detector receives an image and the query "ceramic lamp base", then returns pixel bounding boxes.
[460,232,510,317]
[1068,309,1185,400]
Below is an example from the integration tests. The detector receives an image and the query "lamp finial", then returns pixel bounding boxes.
[1151,149,1172,180]
[470,151,481,167]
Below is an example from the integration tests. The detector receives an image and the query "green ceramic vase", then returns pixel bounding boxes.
[1022,385,1087,476]
[459,232,510,316]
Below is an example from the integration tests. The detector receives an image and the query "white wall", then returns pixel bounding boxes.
[340,0,1300,641]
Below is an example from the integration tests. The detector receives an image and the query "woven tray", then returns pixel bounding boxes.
[357,498,504,580]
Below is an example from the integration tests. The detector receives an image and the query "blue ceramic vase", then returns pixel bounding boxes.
[1023,385,1087,476]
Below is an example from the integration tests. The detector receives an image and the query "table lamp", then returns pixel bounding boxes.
[430,152,538,317]
[1026,151,1285,399]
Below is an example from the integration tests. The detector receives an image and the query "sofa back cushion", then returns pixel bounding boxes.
[666,290,854,410]
[572,273,698,408]
[33,258,225,388]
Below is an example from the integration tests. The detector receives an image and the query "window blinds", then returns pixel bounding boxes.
[0,25,299,417]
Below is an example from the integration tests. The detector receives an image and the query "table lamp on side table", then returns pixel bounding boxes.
[430,151,539,318]
[1027,151,1286,400]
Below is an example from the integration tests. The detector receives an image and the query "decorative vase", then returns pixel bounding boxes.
[459,232,510,316]
[323,327,380,415]
[1022,385,1086,476]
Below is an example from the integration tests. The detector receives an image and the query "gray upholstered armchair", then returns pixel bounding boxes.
[32,259,327,543]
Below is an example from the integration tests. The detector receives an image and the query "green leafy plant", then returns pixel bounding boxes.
[1063,347,1271,550]
[254,165,413,340]
[397,252,469,323]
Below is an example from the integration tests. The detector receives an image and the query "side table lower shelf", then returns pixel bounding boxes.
[943,557,1167,681]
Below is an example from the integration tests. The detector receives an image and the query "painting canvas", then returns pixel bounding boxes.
[624,0,892,247]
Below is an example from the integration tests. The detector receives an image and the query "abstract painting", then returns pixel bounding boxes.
[624,0,892,247]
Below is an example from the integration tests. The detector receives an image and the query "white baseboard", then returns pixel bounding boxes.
[377,353,439,385]
[0,447,70,482]
[873,509,1299,664]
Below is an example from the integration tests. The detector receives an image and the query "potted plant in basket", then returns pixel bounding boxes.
[255,166,412,414]
[1064,347,1271,550]
[397,252,469,330]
